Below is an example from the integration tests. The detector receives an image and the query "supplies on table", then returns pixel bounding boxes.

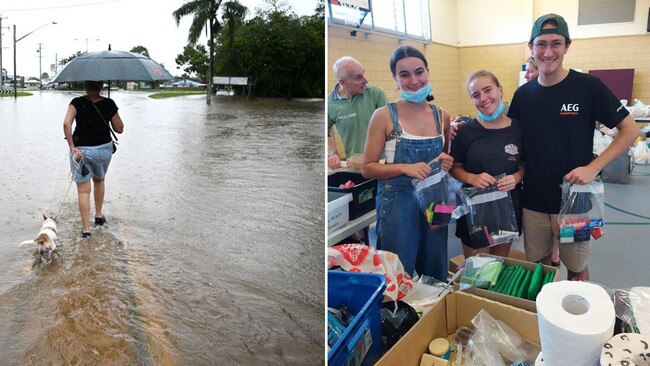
[411,158,468,229]
[610,286,650,335]
[558,177,605,243]
[628,98,650,118]
[632,139,650,165]
[461,178,519,248]
[400,274,451,317]
[456,255,557,312]
[464,309,540,365]
[375,291,541,366]
[535,281,615,366]
[593,129,613,156]
[328,171,377,220]
[457,255,504,291]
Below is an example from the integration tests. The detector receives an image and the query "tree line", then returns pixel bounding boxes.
[174,0,325,99]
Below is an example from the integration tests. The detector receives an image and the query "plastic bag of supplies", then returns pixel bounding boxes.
[558,177,605,243]
[462,178,519,248]
[411,158,468,229]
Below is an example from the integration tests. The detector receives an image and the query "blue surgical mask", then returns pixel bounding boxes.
[478,102,505,122]
[400,84,432,103]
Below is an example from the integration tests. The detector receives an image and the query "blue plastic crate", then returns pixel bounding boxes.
[328,271,386,366]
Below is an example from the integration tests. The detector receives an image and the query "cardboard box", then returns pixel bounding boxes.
[376,291,539,366]
[453,254,559,312]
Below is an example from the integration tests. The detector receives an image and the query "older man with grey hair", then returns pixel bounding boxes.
[328,56,388,170]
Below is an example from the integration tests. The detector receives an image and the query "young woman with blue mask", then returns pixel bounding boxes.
[449,70,524,259]
[361,45,453,281]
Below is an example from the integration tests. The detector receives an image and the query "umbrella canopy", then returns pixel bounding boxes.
[52,50,173,83]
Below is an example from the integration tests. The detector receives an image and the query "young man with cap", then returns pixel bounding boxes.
[508,14,639,281]
[328,56,388,170]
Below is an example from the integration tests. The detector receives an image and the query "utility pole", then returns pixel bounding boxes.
[13,22,57,98]
[0,14,8,86]
[37,42,42,88]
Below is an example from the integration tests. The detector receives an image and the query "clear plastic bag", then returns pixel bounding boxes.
[462,178,519,248]
[609,286,650,334]
[401,275,450,314]
[472,310,539,363]
[458,256,504,290]
[412,158,468,229]
[558,177,605,243]
[632,140,650,165]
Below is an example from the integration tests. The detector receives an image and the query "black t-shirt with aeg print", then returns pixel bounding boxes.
[508,69,629,213]
[70,96,118,147]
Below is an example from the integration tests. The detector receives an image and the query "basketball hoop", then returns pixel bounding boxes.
[328,0,371,33]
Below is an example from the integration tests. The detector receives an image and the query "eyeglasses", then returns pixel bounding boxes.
[533,41,565,52]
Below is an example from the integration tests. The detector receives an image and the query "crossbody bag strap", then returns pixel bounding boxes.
[86,96,119,142]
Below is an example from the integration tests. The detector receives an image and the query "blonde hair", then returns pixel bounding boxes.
[466,70,501,93]
[526,56,537,67]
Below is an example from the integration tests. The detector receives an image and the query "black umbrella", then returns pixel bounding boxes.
[52,47,173,96]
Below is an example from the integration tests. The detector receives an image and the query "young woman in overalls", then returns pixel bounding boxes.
[362,45,453,281]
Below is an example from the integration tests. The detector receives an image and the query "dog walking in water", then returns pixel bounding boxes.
[20,214,60,265]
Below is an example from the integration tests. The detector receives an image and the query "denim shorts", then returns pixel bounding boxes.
[69,142,113,183]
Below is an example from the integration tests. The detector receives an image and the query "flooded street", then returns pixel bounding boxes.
[0,91,324,365]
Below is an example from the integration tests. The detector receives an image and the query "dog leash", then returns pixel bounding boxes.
[56,154,83,218]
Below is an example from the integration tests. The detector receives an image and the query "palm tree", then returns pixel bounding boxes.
[173,0,224,105]
[221,0,247,51]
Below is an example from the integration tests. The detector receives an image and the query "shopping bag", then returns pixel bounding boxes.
[558,177,605,243]
[462,179,519,248]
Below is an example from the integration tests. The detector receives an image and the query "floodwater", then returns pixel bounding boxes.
[0,91,325,365]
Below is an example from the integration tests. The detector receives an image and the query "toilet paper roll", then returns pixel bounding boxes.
[536,281,615,366]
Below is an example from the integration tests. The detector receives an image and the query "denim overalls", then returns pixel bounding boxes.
[375,103,448,281]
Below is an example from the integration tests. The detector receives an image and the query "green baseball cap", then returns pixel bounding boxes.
[530,13,571,43]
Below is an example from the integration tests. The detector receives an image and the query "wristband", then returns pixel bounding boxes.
[327,151,338,158]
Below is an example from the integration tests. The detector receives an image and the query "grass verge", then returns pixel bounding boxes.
[148,91,206,99]
[0,92,33,97]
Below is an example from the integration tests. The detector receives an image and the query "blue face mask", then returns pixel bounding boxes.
[478,102,505,122]
[400,84,432,103]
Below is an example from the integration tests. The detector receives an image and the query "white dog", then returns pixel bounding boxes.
[20,214,59,263]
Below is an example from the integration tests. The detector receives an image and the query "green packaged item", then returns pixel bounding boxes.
[509,267,527,296]
[492,265,511,292]
[505,266,523,296]
[516,270,532,299]
[527,263,544,300]
[513,270,531,298]
[494,266,514,293]
[543,270,555,285]
[459,257,503,289]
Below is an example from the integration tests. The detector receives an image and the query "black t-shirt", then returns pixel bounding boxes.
[70,96,118,147]
[508,69,629,213]
[451,118,523,179]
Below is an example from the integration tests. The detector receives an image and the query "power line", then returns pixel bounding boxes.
[0,0,134,12]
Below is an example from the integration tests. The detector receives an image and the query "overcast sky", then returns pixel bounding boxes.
[0,0,319,80]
